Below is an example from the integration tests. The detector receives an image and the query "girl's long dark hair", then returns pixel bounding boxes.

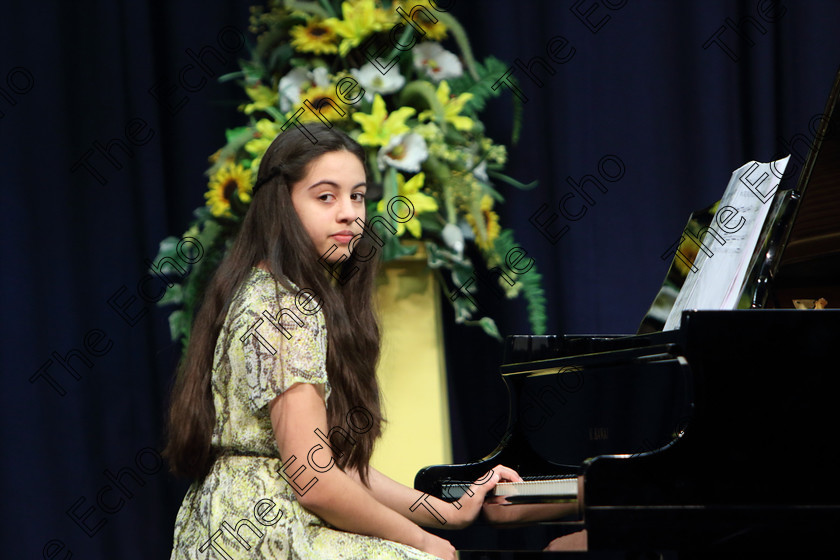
[164,123,383,484]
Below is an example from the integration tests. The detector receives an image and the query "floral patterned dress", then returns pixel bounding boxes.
[170,267,436,560]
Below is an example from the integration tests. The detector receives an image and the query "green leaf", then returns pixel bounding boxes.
[316,0,337,18]
[447,56,512,114]
[268,44,294,73]
[383,25,416,65]
[218,70,245,83]
[193,206,212,221]
[154,235,180,261]
[416,213,443,235]
[425,242,452,269]
[475,177,506,203]
[492,229,548,335]
[151,236,188,277]
[425,240,472,270]
[380,233,418,261]
[520,265,547,335]
[464,316,502,340]
[284,0,331,18]
[168,310,186,343]
[487,169,538,190]
[208,127,257,177]
[238,58,269,85]
[451,298,475,323]
[511,92,524,145]
[158,283,184,307]
[224,126,252,144]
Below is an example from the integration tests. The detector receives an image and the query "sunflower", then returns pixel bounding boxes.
[290,17,339,54]
[205,162,253,217]
[397,0,448,41]
[466,194,501,252]
[294,84,350,124]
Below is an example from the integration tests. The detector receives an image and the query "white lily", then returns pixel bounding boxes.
[377,133,429,172]
[277,66,331,112]
[351,62,405,102]
[412,42,463,82]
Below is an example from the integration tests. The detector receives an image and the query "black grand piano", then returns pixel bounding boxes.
[415,69,840,557]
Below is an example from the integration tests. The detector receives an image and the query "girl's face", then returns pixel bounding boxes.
[290,150,367,263]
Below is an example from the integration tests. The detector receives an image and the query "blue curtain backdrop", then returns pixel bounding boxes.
[2,1,838,557]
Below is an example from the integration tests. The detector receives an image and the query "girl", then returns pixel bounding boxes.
[165,123,521,560]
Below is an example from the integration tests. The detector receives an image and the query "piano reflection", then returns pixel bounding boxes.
[415,68,840,557]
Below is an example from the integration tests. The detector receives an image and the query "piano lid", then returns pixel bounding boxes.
[776,67,840,266]
[761,67,840,309]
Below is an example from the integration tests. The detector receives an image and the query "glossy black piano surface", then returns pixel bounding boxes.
[582,309,840,553]
[417,69,840,557]
[416,328,693,499]
[420,310,840,555]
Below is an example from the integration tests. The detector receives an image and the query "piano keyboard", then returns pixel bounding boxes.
[492,476,578,499]
[441,476,578,502]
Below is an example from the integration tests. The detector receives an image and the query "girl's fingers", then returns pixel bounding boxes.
[472,465,523,494]
[492,464,523,482]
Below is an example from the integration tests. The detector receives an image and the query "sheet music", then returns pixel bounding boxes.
[663,156,790,330]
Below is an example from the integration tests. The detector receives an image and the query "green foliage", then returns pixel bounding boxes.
[151,211,229,348]
[493,229,547,335]
[447,56,511,113]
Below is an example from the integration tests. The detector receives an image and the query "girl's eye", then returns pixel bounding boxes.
[318,193,335,202]
[352,192,366,202]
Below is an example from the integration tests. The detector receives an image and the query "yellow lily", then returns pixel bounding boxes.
[352,94,416,147]
[419,80,474,132]
[325,0,392,56]
[377,172,438,238]
[240,83,278,115]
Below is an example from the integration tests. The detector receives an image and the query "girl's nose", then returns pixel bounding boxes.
[336,196,357,223]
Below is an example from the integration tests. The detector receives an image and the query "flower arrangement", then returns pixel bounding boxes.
[154,0,547,348]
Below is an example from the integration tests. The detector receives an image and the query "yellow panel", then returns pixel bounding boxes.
[370,253,451,488]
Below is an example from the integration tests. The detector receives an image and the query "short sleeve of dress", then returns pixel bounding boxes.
[227,271,330,412]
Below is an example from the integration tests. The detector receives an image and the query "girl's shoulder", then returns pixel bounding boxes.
[233,267,299,308]
[229,268,327,328]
